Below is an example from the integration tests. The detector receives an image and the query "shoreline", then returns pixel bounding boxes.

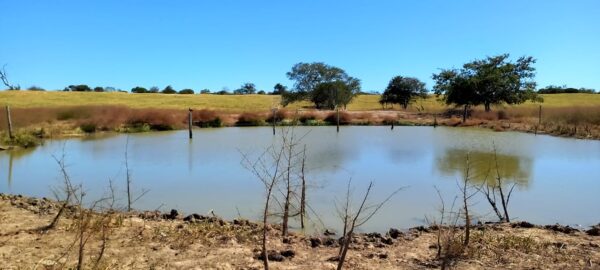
[1,193,598,269]
[2,109,599,151]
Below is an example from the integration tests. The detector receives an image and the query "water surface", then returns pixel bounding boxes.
[1,126,599,232]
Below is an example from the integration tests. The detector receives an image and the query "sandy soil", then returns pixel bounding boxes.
[0,194,599,269]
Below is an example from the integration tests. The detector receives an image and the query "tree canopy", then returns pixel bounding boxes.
[379,76,427,109]
[162,85,177,94]
[234,82,256,95]
[283,62,360,109]
[433,54,540,112]
[272,83,287,95]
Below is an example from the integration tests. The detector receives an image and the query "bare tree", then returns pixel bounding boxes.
[300,144,307,229]
[44,151,78,230]
[0,65,19,90]
[478,144,517,222]
[241,143,286,270]
[124,135,148,212]
[335,180,404,270]
[458,153,479,247]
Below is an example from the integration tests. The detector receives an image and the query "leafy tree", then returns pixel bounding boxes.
[105,86,117,92]
[283,62,361,108]
[538,85,596,94]
[215,90,229,95]
[380,76,427,109]
[257,90,266,95]
[131,86,148,93]
[65,84,92,92]
[234,82,256,95]
[433,54,540,115]
[148,86,159,93]
[272,83,287,95]
[162,85,177,94]
[200,89,211,94]
[178,88,195,94]
[27,85,45,91]
[93,86,105,92]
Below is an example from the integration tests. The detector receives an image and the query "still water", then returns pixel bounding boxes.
[1,126,599,232]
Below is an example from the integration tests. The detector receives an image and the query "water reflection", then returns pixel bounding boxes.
[436,148,532,188]
[2,148,36,188]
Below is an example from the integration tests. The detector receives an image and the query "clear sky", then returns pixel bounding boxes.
[1,0,598,92]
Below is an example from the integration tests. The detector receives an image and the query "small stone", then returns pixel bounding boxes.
[388,228,402,239]
[280,250,295,258]
[310,237,322,248]
[378,253,388,259]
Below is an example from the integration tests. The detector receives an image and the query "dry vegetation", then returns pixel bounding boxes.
[1,194,599,269]
[1,92,600,148]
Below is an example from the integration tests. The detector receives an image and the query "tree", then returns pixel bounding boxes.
[283,62,361,108]
[0,65,20,90]
[148,86,160,93]
[178,88,195,94]
[93,86,105,92]
[200,89,211,94]
[131,86,148,93]
[65,84,92,92]
[234,82,256,95]
[433,54,539,116]
[162,85,176,94]
[27,85,45,91]
[380,76,427,109]
[272,83,287,95]
[311,80,359,110]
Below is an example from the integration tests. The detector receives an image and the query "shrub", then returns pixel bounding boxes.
[265,109,290,123]
[236,112,264,126]
[299,112,320,124]
[179,89,195,94]
[27,86,45,91]
[80,123,97,133]
[131,86,148,93]
[324,111,352,125]
[192,110,222,128]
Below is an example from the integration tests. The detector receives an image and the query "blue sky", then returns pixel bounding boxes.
[1,0,599,92]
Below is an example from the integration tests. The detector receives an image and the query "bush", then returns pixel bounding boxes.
[131,86,148,93]
[80,123,97,133]
[236,112,264,126]
[265,110,290,123]
[192,110,222,127]
[179,89,195,94]
[27,86,45,91]
[324,111,352,125]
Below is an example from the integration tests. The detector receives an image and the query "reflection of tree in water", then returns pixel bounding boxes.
[436,149,532,188]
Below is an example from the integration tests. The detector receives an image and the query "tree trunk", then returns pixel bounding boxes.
[462,105,468,123]
[484,102,491,112]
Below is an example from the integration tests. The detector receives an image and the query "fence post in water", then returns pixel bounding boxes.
[391,117,394,130]
[272,108,276,135]
[336,107,340,133]
[5,106,14,140]
[188,108,193,139]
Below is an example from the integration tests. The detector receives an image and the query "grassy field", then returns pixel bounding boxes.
[2,91,599,112]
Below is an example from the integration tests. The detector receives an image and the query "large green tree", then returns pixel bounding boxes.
[234,82,256,95]
[283,62,360,108]
[433,54,539,116]
[380,76,427,109]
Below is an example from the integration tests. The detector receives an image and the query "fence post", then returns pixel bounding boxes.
[5,106,14,140]
[188,108,193,139]
[336,107,340,133]
[272,108,276,135]
[538,105,542,125]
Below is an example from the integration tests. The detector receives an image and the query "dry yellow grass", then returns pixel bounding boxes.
[1,91,599,112]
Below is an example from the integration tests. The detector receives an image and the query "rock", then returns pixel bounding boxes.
[428,244,439,249]
[256,250,284,262]
[545,224,579,234]
[388,228,403,239]
[323,237,338,247]
[324,229,336,236]
[378,253,388,259]
[586,227,600,236]
[162,209,179,220]
[382,237,394,245]
[409,226,430,233]
[233,219,250,226]
[280,250,295,258]
[326,256,339,262]
[309,237,322,248]
[512,221,536,228]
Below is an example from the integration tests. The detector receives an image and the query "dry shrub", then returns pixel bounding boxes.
[298,111,321,124]
[324,111,352,125]
[192,109,222,127]
[127,109,183,130]
[236,112,265,126]
[265,109,291,123]
[382,115,397,125]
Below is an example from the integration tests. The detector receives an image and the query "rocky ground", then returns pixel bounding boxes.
[0,194,599,269]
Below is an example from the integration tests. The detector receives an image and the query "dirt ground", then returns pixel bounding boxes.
[1,194,599,269]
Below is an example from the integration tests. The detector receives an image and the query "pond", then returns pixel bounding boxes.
[1,126,599,233]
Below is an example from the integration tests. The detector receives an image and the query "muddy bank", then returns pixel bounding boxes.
[1,194,598,269]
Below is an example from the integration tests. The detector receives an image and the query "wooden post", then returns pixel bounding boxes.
[272,108,276,135]
[336,107,340,133]
[5,106,14,140]
[538,105,542,125]
[433,114,438,128]
[188,108,193,139]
